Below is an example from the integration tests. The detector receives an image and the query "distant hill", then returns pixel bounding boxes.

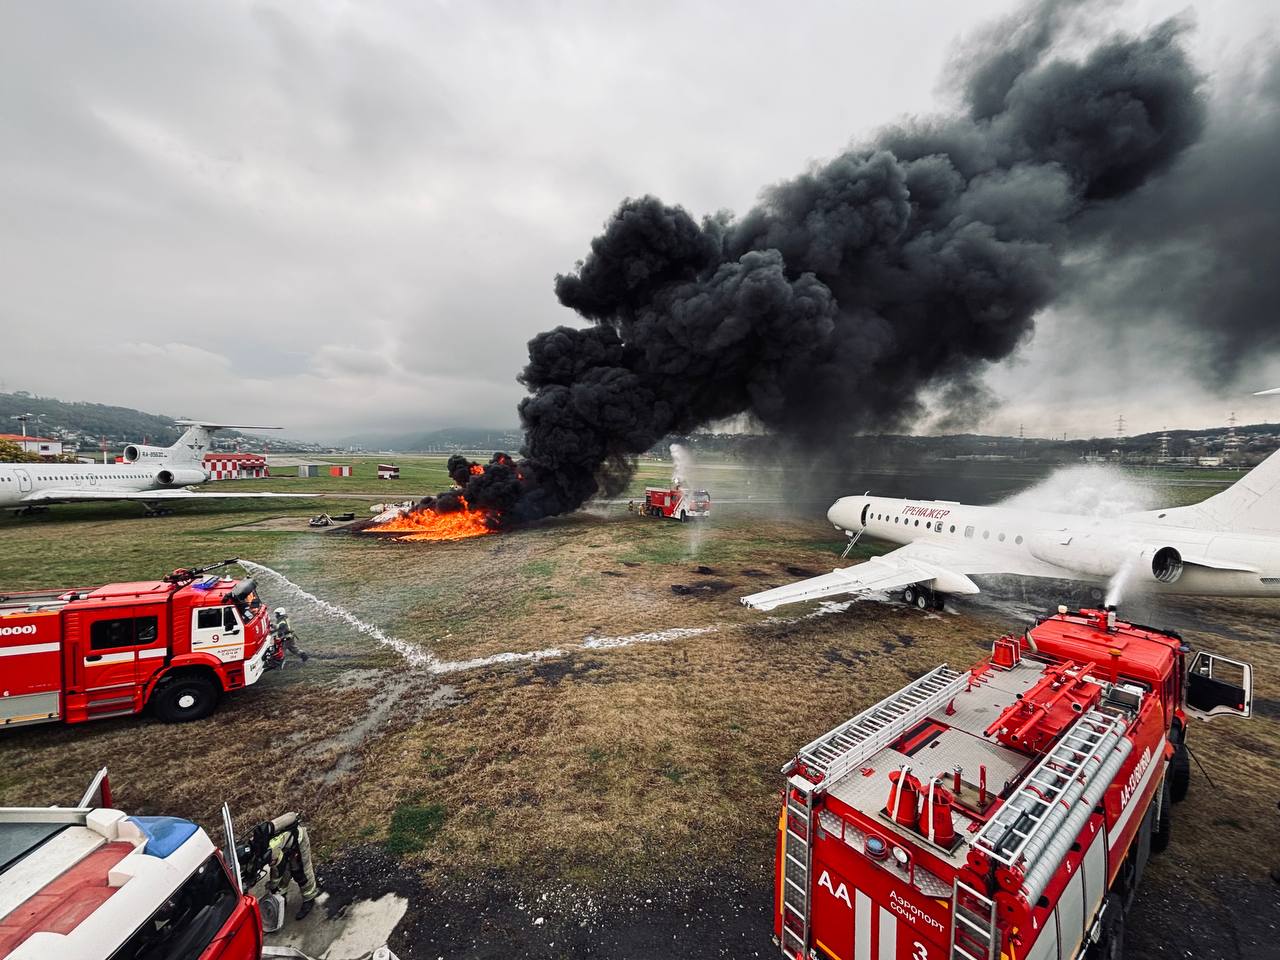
[6,387,1277,462]
[341,426,524,452]
[0,391,185,445]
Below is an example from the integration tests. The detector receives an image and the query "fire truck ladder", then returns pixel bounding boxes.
[779,665,968,958]
[793,664,969,784]
[949,878,998,960]
[779,775,816,959]
[969,708,1128,870]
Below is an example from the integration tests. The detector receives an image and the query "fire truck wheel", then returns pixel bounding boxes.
[1088,894,1126,960]
[1150,778,1173,853]
[903,586,918,606]
[680,510,687,522]
[1170,743,1191,803]
[914,592,930,610]
[153,673,219,723]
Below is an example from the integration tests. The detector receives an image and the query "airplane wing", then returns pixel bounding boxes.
[20,489,317,503]
[741,541,1002,611]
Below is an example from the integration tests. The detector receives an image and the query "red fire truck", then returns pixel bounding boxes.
[0,770,263,960]
[0,768,405,960]
[774,606,1253,960]
[0,560,272,728]
[639,486,711,521]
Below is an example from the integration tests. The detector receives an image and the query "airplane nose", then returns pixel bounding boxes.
[827,497,860,531]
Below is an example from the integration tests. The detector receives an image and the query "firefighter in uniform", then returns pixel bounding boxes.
[272,607,310,663]
[253,812,321,920]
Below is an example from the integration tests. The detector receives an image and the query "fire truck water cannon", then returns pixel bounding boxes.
[164,558,242,584]
[772,606,1254,960]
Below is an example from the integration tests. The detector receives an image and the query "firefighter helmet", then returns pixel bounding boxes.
[274,608,287,619]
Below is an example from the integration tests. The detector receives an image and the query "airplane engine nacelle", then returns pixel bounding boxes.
[1147,546,1184,584]
[122,444,171,463]
[155,468,207,486]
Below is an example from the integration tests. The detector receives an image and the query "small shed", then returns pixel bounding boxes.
[377,463,400,480]
[298,464,320,478]
[329,465,352,477]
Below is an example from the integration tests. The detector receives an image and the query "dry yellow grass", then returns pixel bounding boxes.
[1,503,1276,905]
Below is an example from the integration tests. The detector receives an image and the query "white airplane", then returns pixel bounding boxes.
[743,413,1280,612]
[0,421,314,514]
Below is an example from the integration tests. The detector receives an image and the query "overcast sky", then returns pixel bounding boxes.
[2,0,1277,442]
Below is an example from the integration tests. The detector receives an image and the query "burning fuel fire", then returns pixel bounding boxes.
[367,498,497,542]
[358,453,526,543]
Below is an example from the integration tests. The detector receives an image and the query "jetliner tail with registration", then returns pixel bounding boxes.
[0,421,315,512]
[743,398,1280,611]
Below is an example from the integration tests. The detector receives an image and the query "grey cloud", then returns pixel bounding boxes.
[0,1,1275,443]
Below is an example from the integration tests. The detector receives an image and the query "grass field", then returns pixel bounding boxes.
[0,460,1275,957]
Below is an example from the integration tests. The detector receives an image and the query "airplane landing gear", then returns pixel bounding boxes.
[141,503,175,518]
[902,585,944,611]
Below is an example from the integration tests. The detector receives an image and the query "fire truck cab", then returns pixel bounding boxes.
[641,486,711,521]
[774,606,1252,960]
[1,561,272,728]
[0,772,263,960]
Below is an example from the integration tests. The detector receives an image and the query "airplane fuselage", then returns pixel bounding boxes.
[829,495,1280,598]
[0,461,207,508]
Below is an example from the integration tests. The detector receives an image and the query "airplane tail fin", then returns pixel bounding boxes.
[1180,447,1280,533]
[159,422,281,466]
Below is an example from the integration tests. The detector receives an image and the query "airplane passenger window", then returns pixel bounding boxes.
[965,526,975,538]
[1016,535,1024,544]
[998,533,1006,542]
[950,525,956,533]
[914,520,920,526]
[983,531,990,539]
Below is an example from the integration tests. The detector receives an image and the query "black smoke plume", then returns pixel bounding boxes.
[419,2,1215,528]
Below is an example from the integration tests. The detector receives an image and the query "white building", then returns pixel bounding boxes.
[0,433,63,458]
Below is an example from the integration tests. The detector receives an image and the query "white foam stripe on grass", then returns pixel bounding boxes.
[430,648,567,675]
[239,560,437,668]
[241,560,874,677]
[582,625,720,649]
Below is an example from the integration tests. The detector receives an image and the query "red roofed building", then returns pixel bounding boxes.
[0,434,63,458]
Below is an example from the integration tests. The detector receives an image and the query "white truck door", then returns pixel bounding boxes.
[1185,651,1253,719]
[190,606,245,664]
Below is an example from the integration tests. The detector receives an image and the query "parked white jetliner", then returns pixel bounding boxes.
[0,421,313,513]
[743,429,1280,612]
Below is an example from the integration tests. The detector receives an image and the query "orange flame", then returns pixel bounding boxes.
[469,464,484,475]
[368,499,496,542]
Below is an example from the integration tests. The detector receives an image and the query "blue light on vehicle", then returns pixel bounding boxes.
[129,816,199,858]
